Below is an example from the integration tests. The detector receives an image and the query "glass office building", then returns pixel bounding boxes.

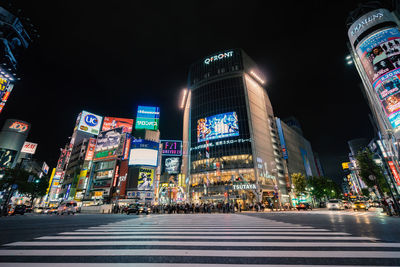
[183,49,289,207]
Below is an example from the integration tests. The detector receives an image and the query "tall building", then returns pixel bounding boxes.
[0,6,35,113]
[183,49,289,207]
[347,3,400,195]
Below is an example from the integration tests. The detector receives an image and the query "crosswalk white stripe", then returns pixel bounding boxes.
[5,241,400,247]
[0,264,389,267]
[65,231,350,235]
[36,235,375,240]
[0,249,399,258]
[86,228,329,232]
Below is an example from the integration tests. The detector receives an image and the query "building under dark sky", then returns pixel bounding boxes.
[1,0,395,183]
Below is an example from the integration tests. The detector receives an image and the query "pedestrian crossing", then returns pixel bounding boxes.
[0,214,399,266]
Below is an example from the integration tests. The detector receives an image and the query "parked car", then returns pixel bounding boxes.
[296,202,312,211]
[353,201,368,211]
[33,207,45,214]
[8,205,26,215]
[57,201,78,215]
[126,204,151,215]
[327,199,344,210]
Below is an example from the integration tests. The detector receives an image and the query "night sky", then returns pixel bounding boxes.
[0,1,387,183]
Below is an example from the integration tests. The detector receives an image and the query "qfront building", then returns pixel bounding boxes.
[182,49,290,208]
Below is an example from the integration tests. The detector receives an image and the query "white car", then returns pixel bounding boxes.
[57,201,78,215]
[327,199,344,210]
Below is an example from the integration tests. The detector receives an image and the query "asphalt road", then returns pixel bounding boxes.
[243,208,400,242]
[0,210,398,266]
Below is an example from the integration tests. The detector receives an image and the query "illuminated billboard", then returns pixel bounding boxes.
[0,77,12,114]
[102,117,134,133]
[128,139,159,166]
[94,128,123,161]
[164,157,180,174]
[135,106,160,130]
[356,27,400,130]
[77,111,103,135]
[138,168,154,190]
[197,111,239,142]
[161,140,182,156]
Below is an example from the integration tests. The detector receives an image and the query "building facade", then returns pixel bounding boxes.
[184,49,289,207]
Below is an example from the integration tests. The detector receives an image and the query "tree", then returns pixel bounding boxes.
[291,173,307,194]
[356,149,389,197]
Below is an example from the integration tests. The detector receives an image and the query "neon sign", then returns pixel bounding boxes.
[204,51,233,65]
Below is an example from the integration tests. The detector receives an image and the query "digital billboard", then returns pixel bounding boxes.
[77,111,103,135]
[161,140,182,156]
[128,139,159,166]
[197,111,239,142]
[135,106,160,130]
[164,157,180,174]
[137,168,154,190]
[356,28,400,130]
[0,148,17,168]
[94,128,123,161]
[102,117,134,133]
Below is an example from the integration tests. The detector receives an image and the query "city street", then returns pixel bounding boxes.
[0,212,399,266]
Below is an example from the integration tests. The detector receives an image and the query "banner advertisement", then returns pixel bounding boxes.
[137,168,154,191]
[84,138,97,161]
[0,148,17,168]
[77,110,103,135]
[102,117,134,133]
[161,140,182,156]
[197,111,239,142]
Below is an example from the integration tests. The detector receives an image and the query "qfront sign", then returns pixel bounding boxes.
[233,184,257,190]
[204,51,233,65]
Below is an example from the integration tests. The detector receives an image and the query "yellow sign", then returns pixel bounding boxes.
[94,191,103,197]
[342,162,350,170]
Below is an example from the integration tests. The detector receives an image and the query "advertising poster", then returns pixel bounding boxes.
[102,117,134,133]
[137,168,154,191]
[161,140,182,156]
[165,157,180,174]
[357,28,400,84]
[135,106,160,130]
[77,110,103,135]
[0,148,17,168]
[94,128,123,161]
[197,111,239,142]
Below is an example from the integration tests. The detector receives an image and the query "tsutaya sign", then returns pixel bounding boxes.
[204,51,233,65]
[233,183,257,190]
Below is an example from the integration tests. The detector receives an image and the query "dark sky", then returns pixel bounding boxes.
[0,0,384,182]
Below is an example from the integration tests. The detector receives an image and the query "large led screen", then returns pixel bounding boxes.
[356,28,400,130]
[128,139,159,167]
[197,111,239,142]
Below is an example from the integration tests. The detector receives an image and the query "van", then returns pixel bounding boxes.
[57,201,78,215]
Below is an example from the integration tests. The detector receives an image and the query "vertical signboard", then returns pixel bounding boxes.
[388,161,400,185]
